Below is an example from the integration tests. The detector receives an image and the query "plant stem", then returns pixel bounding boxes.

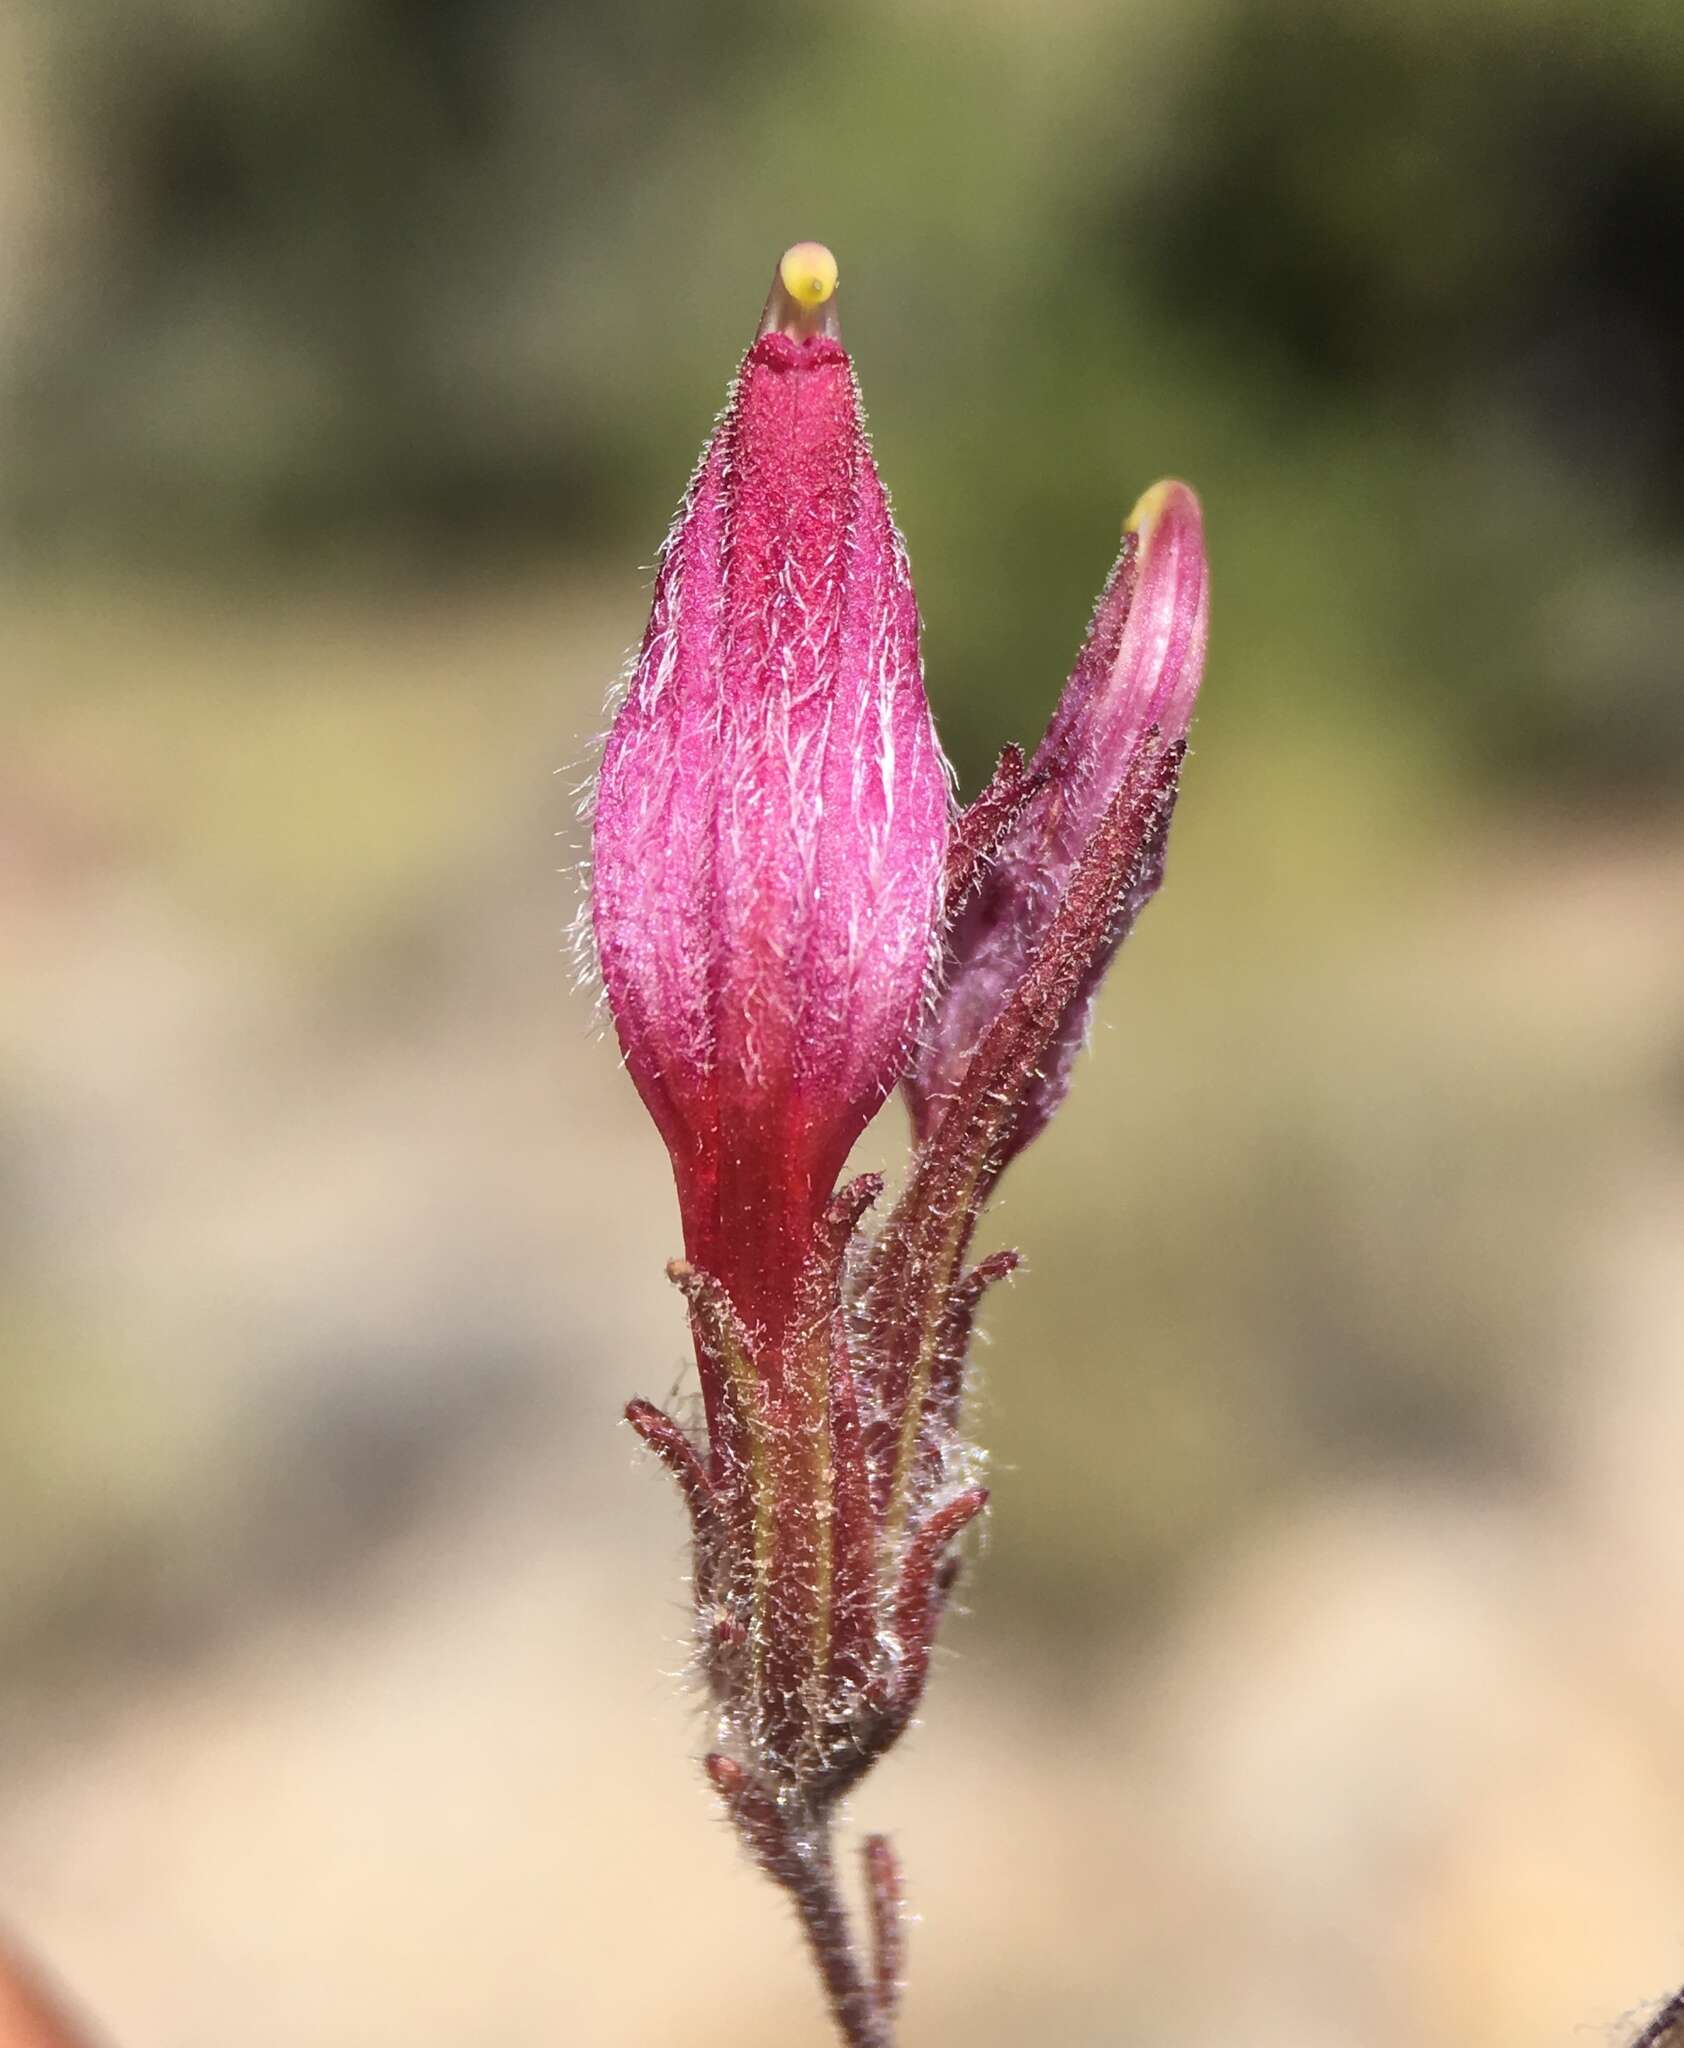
[782,1824,892,2048]
[1632,1988,1684,2048]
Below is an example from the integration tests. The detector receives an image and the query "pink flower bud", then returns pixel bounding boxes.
[906,479,1208,1167]
[592,249,950,1347]
[602,262,1215,2042]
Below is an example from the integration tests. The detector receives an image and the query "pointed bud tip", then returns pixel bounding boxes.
[1127,478,1202,549]
[760,242,841,341]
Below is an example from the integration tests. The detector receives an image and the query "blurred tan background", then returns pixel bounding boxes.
[5,0,1684,2042]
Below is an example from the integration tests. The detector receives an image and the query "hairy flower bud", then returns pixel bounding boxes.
[595,251,1212,2048]
[906,480,1208,1167]
[592,251,950,1353]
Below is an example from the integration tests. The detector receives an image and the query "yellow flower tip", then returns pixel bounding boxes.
[1126,480,1177,544]
[778,242,839,309]
[758,243,842,342]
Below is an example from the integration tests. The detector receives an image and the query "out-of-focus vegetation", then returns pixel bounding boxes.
[5,3,1684,2044]
[9,0,1684,793]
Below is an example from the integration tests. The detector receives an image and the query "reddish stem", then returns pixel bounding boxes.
[706,1757,893,2047]
[862,1835,904,2022]
[784,1828,892,2048]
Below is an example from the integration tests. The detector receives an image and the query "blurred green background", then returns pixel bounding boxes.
[4,1,1684,2043]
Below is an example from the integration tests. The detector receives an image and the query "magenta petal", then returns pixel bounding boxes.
[593,321,950,1344]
